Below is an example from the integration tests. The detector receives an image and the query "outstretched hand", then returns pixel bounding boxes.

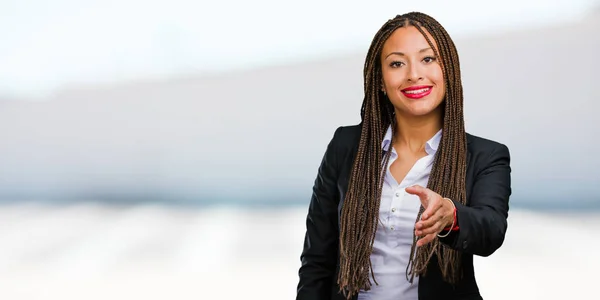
[405,185,455,247]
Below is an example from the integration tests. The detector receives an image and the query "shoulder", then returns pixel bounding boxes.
[466,132,511,163]
[330,124,362,150]
[327,127,511,160]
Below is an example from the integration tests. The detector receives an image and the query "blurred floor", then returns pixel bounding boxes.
[0,203,597,300]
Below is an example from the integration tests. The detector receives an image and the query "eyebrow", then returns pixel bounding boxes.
[385,47,433,59]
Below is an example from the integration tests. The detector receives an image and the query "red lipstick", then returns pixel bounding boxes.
[401,85,433,99]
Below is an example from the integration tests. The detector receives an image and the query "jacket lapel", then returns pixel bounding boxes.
[337,132,473,221]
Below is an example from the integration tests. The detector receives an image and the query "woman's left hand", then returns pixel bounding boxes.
[405,185,455,247]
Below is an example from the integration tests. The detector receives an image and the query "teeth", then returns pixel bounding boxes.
[404,88,430,94]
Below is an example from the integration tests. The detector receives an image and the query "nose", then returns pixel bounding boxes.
[406,63,423,82]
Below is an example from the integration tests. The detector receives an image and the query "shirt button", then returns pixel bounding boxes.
[395,192,400,197]
[391,208,396,212]
[391,226,395,230]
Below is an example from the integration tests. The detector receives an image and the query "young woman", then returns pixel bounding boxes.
[296,12,512,300]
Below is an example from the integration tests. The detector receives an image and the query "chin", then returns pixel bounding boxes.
[402,102,441,116]
[408,109,436,117]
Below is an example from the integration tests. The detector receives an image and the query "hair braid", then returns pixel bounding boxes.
[338,12,468,299]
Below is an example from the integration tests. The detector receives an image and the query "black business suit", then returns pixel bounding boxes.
[296,124,511,300]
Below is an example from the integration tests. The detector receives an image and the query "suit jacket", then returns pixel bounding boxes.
[296,124,512,300]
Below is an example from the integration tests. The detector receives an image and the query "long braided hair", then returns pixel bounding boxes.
[337,12,468,298]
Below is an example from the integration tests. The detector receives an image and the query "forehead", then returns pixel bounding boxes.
[381,26,438,55]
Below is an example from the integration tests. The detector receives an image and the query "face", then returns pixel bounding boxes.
[380,26,445,118]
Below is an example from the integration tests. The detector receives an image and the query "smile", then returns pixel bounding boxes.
[401,86,433,99]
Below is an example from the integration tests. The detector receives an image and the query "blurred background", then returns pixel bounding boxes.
[1,0,599,299]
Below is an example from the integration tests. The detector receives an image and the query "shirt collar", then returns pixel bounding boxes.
[381,125,442,155]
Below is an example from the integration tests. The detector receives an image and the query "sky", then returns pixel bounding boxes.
[1,0,598,99]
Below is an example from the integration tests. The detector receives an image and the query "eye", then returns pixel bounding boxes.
[423,56,437,63]
[390,61,404,68]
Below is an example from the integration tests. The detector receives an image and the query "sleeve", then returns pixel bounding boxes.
[438,143,511,257]
[296,127,343,300]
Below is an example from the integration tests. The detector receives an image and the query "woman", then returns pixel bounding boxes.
[296,12,511,300]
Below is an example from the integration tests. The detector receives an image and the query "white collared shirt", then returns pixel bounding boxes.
[357,126,442,300]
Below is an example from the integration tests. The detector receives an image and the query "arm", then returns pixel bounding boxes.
[296,127,342,300]
[438,143,512,257]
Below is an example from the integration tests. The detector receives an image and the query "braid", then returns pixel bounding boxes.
[338,12,468,298]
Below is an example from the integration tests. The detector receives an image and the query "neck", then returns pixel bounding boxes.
[393,108,443,154]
